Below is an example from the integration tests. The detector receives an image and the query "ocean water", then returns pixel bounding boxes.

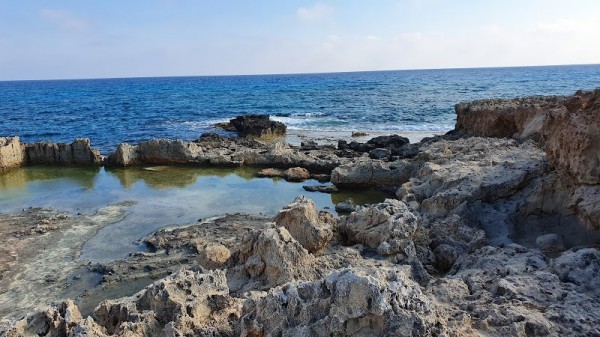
[1,64,599,153]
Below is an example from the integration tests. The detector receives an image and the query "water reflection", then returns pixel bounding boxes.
[0,166,391,260]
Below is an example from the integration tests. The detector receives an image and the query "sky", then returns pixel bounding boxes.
[1,0,599,80]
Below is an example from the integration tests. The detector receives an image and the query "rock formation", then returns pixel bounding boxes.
[229,114,287,137]
[0,137,25,170]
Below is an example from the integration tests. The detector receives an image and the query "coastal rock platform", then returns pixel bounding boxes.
[1,89,599,336]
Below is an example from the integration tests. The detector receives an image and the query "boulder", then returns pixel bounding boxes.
[227,226,318,293]
[25,138,102,166]
[535,234,564,255]
[230,114,287,137]
[283,167,310,181]
[367,134,410,149]
[339,199,421,258]
[1,300,83,337]
[331,159,413,187]
[369,148,392,160]
[239,266,431,337]
[272,195,334,253]
[0,137,25,170]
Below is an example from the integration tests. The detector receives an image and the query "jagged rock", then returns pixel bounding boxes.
[2,300,83,337]
[551,248,600,297]
[25,138,102,166]
[198,244,231,270]
[331,159,413,187]
[239,266,432,337]
[283,167,310,181]
[94,269,239,337]
[227,226,318,293]
[455,89,600,184]
[106,143,139,166]
[334,198,356,213]
[0,137,25,170]
[542,89,600,184]
[256,168,284,178]
[302,184,338,193]
[339,199,422,259]
[272,195,333,253]
[230,114,287,138]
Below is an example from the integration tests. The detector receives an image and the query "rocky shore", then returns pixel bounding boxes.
[0,89,599,336]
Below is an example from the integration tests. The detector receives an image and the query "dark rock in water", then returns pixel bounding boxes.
[351,131,369,137]
[335,198,356,212]
[367,135,410,149]
[310,174,331,182]
[229,114,287,138]
[302,185,338,193]
[213,121,237,131]
[369,148,391,160]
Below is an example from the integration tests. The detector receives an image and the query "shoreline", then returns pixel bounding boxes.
[1,90,599,336]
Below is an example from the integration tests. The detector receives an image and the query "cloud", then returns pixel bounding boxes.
[297,3,334,22]
[39,9,89,32]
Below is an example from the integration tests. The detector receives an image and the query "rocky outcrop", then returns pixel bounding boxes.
[25,138,102,166]
[272,195,334,253]
[106,136,344,172]
[542,89,600,184]
[0,137,25,170]
[331,159,414,187]
[456,89,600,184]
[226,226,318,293]
[283,167,310,181]
[229,114,287,137]
[0,137,101,169]
[239,266,433,337]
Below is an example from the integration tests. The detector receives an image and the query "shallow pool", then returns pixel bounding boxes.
[0,166,390,261]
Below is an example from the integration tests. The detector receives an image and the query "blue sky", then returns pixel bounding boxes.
[1,0,599,80]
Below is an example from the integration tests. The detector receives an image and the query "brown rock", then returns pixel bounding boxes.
[283,167,310,181]
[0,137,25,170]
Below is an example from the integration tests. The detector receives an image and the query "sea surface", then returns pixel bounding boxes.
[1,64,599,152]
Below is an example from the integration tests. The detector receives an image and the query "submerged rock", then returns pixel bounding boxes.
[334,198,356,213]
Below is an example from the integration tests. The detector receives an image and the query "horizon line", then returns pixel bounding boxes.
[2,62,599,83]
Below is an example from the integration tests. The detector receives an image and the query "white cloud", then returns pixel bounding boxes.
[297,3,334,22]
[39,9,89,32]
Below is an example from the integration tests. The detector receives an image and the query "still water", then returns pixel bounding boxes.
[0,166,388,261]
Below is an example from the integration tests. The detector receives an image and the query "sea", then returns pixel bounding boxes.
[1,64,599,153]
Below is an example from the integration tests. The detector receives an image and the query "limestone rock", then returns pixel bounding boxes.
[339,199,421,257]
[230,114,287,138]
[542,89,600,184]
[2,299,84,337]
[227,226,318,293]
[25,138,102,166]
[239,266,432,337]
[198,244,231,270]
[302,184,338,193]
[94,269,239,336]
[551,248,600,297]
[535,234,564,255]
[331,159,413,187]
[283,167,310,181]
[0,137,25,170]
[272,195,333,253]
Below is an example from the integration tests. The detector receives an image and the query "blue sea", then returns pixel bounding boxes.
[1,64,599,153]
